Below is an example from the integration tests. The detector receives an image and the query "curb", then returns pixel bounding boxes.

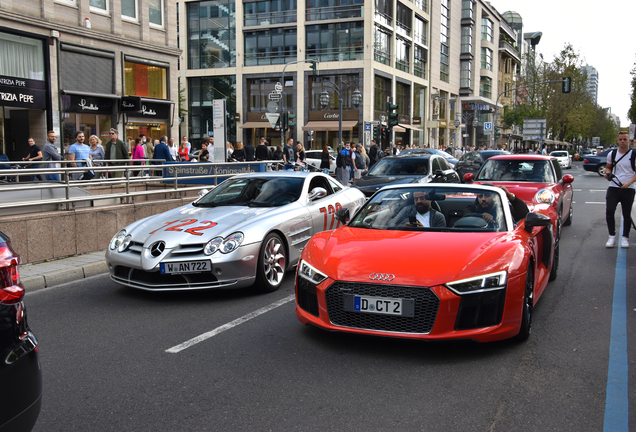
[22,260,109,293]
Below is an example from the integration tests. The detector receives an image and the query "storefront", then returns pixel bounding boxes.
[0,30,51,160]
[61,91,117,149]
[302,110,359,150]
[122,98,173,146]
[239,112,279,148]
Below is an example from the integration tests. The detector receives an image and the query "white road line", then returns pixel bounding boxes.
[590,190,607,192]
[585,202,605,204]
[166,294,295,353]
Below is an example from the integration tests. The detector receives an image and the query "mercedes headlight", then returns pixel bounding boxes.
[220,232,244,254]
[446,271,507,295]
[535,189,555,204]
[298,260,328,284]
[109,230,126,251]
[118,234,132,252]
[204,237,223,256]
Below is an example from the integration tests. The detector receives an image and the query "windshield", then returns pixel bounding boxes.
[476,159,556,183]
[550,151,568,158]
[349,187,508,232]
[194,177,304,207]
[367,158,429,176]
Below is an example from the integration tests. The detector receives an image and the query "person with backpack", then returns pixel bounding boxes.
[604,131,636,248]
[335,142,352,185]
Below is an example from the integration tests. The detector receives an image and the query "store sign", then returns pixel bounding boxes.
[462,103,491,112]
[0,75,46,109]
[121,96,142,113]
[63,95,113,115]
[139,101,170,118]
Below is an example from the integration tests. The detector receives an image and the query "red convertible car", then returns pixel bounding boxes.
[295,184,558,343]
[464,154,574,235]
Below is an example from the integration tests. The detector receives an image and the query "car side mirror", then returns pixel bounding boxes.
[335,208,350,224]
[435,169,444,177]
[463,173,474,183]
[308,187,327,201]
[562,174,574,184]
[524,212,551,233]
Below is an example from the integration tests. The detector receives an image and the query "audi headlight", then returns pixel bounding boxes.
[298,260,328,284]
[118,234,132,252]
[535,189,555,204]
[446,271,507,295]
[109,230,126,250]
[204,237,223,256]
[220,232,244,254]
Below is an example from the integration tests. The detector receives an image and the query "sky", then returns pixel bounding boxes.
[490,0,636,127]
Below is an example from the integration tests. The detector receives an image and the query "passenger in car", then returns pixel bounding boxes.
[464,185,529,225]
[388,190,446,228]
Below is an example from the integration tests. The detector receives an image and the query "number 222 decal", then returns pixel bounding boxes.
[319,203,343,230]
[149,219,217,236]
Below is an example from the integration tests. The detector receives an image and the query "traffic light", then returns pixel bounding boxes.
[381,127,387,142]
[310,60,318,76]
[388,103,399,129]
[373,125,380,141]
[494,127,501,140]
[281,112,288,132]
[288,112,296,128]
[562,77,571,94]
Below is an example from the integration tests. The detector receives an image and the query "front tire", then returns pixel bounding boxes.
[563,203,573,226]
[597,164,606,176]
[514,264,534,341]
[549,240,559,281]
[255,233,287,292]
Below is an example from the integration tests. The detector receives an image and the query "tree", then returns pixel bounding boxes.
[628,60,636,124]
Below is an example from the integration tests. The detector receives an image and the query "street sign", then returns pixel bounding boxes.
[523,118,547,141]
[265,113,280,129]
[484,122,493,131]
[364,122,371,132]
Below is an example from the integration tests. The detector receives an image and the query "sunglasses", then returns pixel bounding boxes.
[110,132,117,135]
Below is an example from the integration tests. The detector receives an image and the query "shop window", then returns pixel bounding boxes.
[124,61,167,99]
[0,33,45,81]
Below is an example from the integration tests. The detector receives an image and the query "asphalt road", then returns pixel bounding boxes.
[25,162,635,431]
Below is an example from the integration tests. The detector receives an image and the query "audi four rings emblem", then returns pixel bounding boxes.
[369,273,395,281]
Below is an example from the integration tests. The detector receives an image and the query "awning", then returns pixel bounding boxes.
[240,122,272,129]
[398,123,423,131]
[302,121,358,131]
[393,126,406,133]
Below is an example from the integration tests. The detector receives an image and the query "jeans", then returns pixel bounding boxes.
[606,186,635,237]
[30,164,44,181]
[45,173,60,181]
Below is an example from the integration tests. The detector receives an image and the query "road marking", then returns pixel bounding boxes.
[166,294,295,353]
[591,190,607,192]
[585,202,605,204]
[603,220,629,431]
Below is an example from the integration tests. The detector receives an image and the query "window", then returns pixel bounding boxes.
[306,22,364,62]
[374,75,391,118]
[121,0,138,19]
[414,46,427,79]
[189,76,237,145]
[306,0,362,21]
[90,0,108,12]
[245,28,297,66]
[0,33,45,81]
[375,0,392,26]
[188,0,237,69]
[440,0,450,82]
[460,60,471,88]
[440,44,449,82]
[309,75,359,110]
[396,82,410,116]
[462,0,473,19]
[249,78,293,112]
[414,0,427,13]
[124,61,168,99]
[461,26,472,54]
[396,3,411,37]
[481,18,493,42]
[396,38,410,72]
[245,0,297,26]
[149,0,163,26]
[481,47,492,70]
[414,16,427,46]
[480,76,492,98]
[374,26,391,65]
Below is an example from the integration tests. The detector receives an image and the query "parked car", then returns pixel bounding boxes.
[550,150,572,169]
[0,230,41,432]
[455,150,510,181]
[583,148,615,176]
[305,150,336,174]
[353,154,460,198]
[398,148,459,166]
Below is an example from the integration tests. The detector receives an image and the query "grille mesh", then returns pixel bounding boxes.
[297,276,320,317]
[325,282,439,333]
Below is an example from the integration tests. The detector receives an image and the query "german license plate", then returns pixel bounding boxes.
[343,294,415,317]
[160,260,211,275]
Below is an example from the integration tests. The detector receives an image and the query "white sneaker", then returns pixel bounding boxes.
[606,236,616,248]
[621,237,630,248]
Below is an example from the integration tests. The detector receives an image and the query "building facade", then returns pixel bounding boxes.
[0,0,180,160]
[584,64,598,106]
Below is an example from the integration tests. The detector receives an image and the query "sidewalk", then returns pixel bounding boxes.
[21,250,108,292]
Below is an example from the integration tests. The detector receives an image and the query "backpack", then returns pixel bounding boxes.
[354,150,365,169]
[610,148,636,172]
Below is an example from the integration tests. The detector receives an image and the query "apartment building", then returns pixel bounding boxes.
[584,64,598,106]
[0,0,180,160]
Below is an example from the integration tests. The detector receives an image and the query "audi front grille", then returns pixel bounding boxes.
[325,282,439,333]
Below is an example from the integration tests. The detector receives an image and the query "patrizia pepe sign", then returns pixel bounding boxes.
[0,74,46,110]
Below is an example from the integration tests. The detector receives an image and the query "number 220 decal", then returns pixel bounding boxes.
[149,219,217,236]
[319,203,343,230]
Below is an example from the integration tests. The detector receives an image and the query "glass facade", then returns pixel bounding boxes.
[374,26,391,65]
[244,0,297,26]
[124,62,167,99]
[306,22,363,62]
[373,75,391,120]
[396,38,410,73]
[414,16,427,46]
[460,60,471,88]
[396,2,411,38]
[248,78,293,112]
[481,18,493,42]
[306,0,363,21]
[461,26,472,54]
[374,0,392,26]
[480,76,492,98]
[440,0,450,82]
[188,0,236,69]
[414,46,427,79]
[309,75,360,111]
[188,76,237,146]
[245,28,297,66]
[480,47,492,70]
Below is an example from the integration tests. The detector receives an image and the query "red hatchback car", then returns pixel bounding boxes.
[464,154,574,235]
[0,230,41,432]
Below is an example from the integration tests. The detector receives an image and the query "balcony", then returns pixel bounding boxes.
[499,40,520,63]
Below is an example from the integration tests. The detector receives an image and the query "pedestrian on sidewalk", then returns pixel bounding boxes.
[43,131,62,181]
[23,137,44,181]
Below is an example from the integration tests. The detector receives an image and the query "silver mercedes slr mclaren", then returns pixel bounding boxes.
[106,171,365,292]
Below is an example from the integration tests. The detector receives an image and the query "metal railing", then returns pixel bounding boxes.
[0,159,294,212]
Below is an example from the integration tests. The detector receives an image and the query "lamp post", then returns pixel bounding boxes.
[454,111,479,151]
[319,78,362,147]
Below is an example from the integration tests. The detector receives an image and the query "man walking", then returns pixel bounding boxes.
[255,138,270,161]
[168,137,179,161]
[104,128,129,178]
[283,138,294,170]
[604,131,636,248]
[68,131,92,180]
[42,130,62,181]
[244,141,256,162]
[23,137,44,181]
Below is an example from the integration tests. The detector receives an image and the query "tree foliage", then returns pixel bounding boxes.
[629,60,636,124]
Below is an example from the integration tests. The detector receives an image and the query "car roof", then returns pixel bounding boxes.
[376,182,506,195]
[381,154,432,160]
[234,171,317,179]
[488,154,554,161]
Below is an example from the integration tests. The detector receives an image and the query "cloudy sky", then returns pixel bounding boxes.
[491,0,636,127]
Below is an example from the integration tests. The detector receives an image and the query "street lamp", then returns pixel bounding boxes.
[454,111,479,151]
[320,78,362,146]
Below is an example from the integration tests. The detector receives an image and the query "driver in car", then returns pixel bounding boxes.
[388,190,447,228]
[464,185,529,225]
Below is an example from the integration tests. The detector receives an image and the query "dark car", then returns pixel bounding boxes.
[455,150,510,181]
[398,148,459,166]
[583,148,614,176]
[353,154,460,198]
[0,230,41,432]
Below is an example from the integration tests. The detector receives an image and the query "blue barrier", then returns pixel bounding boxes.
[161,162,268,185]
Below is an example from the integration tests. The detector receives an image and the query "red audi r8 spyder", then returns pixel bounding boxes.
[295,184,558,343]
[464,154,574,234]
